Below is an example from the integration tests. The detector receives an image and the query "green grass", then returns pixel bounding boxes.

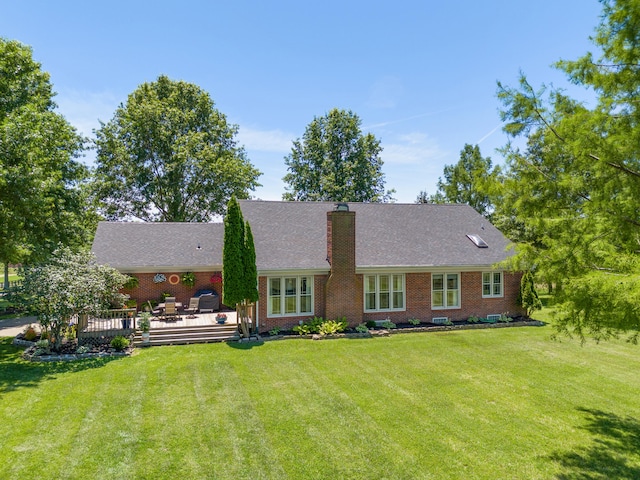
[1,325,639,479]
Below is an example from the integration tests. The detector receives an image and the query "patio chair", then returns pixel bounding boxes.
[146,301,162,318]
[165,296,176,303]
[184,297,199,318]
[162,301,180,321]
[198,294,219,313]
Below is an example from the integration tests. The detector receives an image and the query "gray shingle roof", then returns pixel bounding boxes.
[240,200,512,271]
[92,222,223,272]
[91,201,513,272]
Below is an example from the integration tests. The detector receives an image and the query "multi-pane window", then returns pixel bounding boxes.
[268,276,313,316]
[482,272,503,298]
[432,273,460,308]
[364,274,405,312]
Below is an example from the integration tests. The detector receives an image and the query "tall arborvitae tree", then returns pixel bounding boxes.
[222,197,258,338]
[242,221,259,333]
[519,271,542,317]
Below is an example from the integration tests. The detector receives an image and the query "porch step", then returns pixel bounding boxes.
[133,324,239,346]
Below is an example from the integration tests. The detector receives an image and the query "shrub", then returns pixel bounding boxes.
[318,319,348,336]
[110,335,130,351]
[381,320,397,330]
[76,345,90,354]
[499,313,512,323]
[24,326,37,341]
[355,323,369,333]
[65,324,77,340]
[292,324,311,335]
[34,339,50,356]
[443,319,453,326]
[307,316,325,334]
[365,320,377,329]
[269,326,281,336]
[408,318,421,326]
[468,315,479,324]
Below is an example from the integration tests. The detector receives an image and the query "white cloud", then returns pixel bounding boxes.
[236,126,294,153]
[382,132,449,165]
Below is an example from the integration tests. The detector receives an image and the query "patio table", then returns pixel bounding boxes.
[158,302,183,310]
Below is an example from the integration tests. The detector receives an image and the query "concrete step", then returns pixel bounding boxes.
[133,324,240,346]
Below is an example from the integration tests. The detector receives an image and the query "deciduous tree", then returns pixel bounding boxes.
[0,39,91,287]
[92,75,261,222]
[21,248,128,352]
[283,108,394,202]
[431,144,500,218]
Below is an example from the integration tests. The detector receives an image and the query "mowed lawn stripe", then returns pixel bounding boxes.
[1,326,640,479]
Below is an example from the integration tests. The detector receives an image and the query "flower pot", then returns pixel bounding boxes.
[141,331,150,344]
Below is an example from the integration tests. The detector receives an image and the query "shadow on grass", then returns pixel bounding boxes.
[0,337,124,396]
[226,339,265,350]
[551,408,640,479]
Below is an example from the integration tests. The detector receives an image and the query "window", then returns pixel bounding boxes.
[364,274,405,312]
[432,273,460,309]
[482,271,503,298]
[268,276,313,316]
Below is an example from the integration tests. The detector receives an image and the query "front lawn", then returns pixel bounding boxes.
[1,326,639,479]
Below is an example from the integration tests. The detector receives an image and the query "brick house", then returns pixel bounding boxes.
[92,200,525,333]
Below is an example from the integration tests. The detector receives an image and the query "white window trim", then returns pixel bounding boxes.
[267,275,314,317]
[364,273,406,313]
[431,272,461,310]
[482,271,504,298]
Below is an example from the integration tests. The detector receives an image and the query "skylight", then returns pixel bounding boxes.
[467,234,488,248]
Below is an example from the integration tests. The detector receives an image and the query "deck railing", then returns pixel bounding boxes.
[77,308,137,345]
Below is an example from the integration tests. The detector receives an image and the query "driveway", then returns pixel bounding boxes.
[0,316,38,337]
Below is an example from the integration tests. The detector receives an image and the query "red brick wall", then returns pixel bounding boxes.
[257,270,525,332]
[121,271,223,308]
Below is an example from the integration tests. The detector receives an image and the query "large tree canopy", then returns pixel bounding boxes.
[497,0,640,341]
[0,39,91,286]
[283,108,394,202]
[92,75,261,222]
[430,143,500,219]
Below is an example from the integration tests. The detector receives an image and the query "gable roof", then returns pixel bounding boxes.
[92,221,223,272]
[239,200,512,272]
[91,201,513,273]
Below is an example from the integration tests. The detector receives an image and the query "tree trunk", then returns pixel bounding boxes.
[237,301,250,338]
[3,263,8,290]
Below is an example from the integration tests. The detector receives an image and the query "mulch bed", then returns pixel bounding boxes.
[14,332,134,362]
[264,317,545,341]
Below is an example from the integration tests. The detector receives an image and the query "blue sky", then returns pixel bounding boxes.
[2,1,603,203]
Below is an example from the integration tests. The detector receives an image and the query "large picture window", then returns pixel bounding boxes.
[432,273,460,309]
[364,274,405,312]
[268,276,313,316]
[482,271,503,298]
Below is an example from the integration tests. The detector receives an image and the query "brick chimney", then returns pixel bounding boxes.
[325,204,362,325]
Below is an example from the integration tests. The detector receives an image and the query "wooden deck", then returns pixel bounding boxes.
[148,311,238,330]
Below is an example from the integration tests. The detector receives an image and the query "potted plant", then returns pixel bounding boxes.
[138,312,151,344]
[181,272,196,287]
[216,313,227,324]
